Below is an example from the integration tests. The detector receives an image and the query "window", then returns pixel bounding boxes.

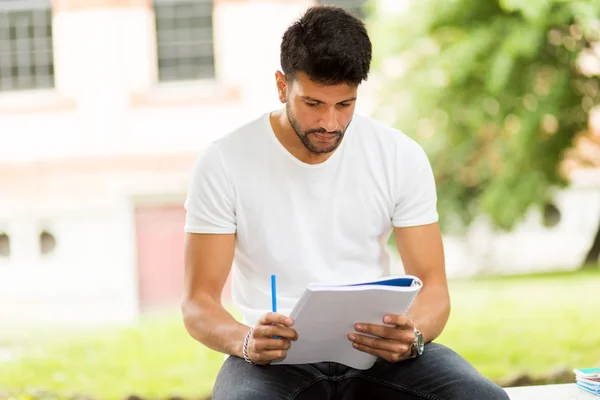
[317,0,368,19]
[39,230,56,255]
[543,202,561,229]
[0,0,54,92]
[153,0,215,82]
[0,233,9,257]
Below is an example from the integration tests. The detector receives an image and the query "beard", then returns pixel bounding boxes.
[286,103,348,154]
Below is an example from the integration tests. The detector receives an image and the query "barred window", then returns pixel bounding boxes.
[0,0,54,92]
[153,0,215,82]
[316,0,368,19]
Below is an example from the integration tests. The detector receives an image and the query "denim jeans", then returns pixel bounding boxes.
[212,343,509,400]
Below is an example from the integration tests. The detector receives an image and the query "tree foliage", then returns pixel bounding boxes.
[368,0,600,232]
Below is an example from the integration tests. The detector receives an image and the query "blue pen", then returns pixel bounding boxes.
[271,274,278,338]
[271,274,277,313]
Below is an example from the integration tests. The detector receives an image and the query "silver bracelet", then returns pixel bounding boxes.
[242,328,254,365]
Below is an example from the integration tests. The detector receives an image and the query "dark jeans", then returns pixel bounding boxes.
[212,343,509,400]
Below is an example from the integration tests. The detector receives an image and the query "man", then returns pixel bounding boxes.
[182,5,509,400]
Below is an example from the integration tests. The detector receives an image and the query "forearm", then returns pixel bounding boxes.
[406,283,450,343]
[182,294,249,358]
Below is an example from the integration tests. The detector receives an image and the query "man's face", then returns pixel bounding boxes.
[282,72,358,154]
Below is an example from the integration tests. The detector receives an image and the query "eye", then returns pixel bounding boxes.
[306,102,318,107]
[339,103,352,108]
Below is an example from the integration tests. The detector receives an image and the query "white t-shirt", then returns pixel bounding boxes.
[184,112,438,327]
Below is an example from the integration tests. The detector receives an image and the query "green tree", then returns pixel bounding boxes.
[369,0,600,267]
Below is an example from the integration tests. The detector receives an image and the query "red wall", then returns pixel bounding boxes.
[135,205,232,312]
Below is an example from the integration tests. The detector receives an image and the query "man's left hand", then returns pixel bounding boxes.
[347,314,415,363]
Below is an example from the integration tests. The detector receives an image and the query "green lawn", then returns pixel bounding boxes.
[438,269,600,380]
[1,269,599,400]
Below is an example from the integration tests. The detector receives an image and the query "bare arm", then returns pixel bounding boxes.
[394,222,450,343]
[181,233,297,363]
[181,232,248,358]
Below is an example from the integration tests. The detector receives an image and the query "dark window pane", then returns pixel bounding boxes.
[0,0,54,92]
[153,0,215,82]
[316,0,367,19]
[0,233,10,258]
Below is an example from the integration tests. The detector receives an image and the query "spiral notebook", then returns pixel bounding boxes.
[271,275,422,370]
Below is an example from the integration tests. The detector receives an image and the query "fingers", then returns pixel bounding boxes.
[247,333,292,364]
[254,323,298,341]
[353,322,413,343]
[348,315,416,364]
[347,333,409,354]
[259,312,294,327]
[352,314,414,342]
[256,312,298,340]
[246,312,298,365]
[247,335,291,365]
[248,348,288,364]
[350,340,412,363]
[383,314,414,330]
[253,337,292,352]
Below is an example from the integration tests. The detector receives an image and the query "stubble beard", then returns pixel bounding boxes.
[285,103,346,154]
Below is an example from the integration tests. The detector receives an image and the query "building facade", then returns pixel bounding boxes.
[0,0,381,326]
[0,0,598,327]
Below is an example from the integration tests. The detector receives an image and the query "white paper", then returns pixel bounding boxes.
[271,275,422,370]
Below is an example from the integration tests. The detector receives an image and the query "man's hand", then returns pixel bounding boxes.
[245,312,299,365]
[347,314,415,363]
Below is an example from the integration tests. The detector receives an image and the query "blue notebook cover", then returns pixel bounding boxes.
[576,382,600,397]
[346,277,419,288]
[575,368,600,378]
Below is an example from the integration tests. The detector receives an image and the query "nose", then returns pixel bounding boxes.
[319,107,338,133]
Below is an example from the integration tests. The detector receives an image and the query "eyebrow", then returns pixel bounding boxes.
[302,96,357,104]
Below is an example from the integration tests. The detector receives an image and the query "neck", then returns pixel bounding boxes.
[270,109,335,165]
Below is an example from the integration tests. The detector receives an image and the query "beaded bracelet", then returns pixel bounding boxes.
[242,328,254,365]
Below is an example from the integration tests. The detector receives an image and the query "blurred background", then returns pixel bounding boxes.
[0,0,599,399]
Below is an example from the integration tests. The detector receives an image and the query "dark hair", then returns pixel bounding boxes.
[280,6,372,86]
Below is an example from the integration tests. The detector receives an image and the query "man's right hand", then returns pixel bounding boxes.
[245,312,298,365]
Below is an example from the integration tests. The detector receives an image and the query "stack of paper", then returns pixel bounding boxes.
[271,275,422,370]
[574,368,600,397]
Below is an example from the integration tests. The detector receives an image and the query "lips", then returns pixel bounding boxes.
[312,133,338,142]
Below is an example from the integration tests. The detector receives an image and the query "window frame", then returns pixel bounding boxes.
[152,0,216,84]
[0,0,55,93]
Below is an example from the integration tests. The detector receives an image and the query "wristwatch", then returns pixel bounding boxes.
[409,327,424,358]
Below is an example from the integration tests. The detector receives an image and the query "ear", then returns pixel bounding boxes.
[275,70,287,104]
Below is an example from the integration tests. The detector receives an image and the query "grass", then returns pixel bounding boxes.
[0,269,599,399]
[437,268,600,380]
[0,315,222,400]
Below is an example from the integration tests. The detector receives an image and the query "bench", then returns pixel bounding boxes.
[504,383,597,399]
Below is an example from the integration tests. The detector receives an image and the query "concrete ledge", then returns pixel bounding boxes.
[504,383,597,399]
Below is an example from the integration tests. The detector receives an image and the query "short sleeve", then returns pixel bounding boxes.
[392,141,439,228]
[184,143,236,234]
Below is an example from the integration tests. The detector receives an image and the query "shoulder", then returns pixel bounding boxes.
[216,113,269,152]
[351,114,428,164]
[196,113,269,165]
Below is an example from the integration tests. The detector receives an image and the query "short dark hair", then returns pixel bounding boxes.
[280,6,372,86]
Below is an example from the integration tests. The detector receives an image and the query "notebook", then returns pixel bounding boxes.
[271,275,422,370]
[574,368,600,397]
